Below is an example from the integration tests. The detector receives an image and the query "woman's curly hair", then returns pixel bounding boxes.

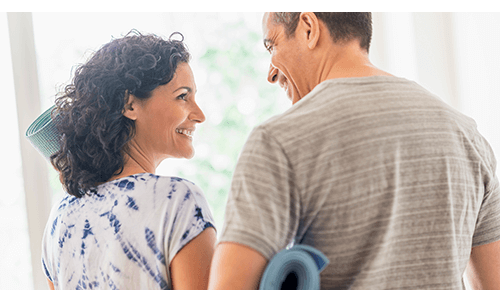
[51,30,191,198]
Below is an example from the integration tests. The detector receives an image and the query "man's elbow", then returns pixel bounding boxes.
[208,242,268,290]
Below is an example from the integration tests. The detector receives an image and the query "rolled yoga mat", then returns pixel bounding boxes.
[25,105,61,160]
[259,244,329,290]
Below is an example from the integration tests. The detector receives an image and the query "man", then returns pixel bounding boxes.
[208,12,500,289]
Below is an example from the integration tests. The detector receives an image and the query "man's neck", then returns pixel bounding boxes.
[317,41,393,84]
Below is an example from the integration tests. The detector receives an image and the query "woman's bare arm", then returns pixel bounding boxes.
[170,228,217,290]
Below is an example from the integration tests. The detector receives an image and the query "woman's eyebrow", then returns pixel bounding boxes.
[173,86,193,93]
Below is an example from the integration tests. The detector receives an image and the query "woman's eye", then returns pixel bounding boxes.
[177,93,187,101]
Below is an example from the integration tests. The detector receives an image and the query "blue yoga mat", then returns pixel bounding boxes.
[25,105,61,160]
[259,245,329,290]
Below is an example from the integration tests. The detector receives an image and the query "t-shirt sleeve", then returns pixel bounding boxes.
[218,126,301,260]
[41,227,53,282]
[40,200,62,283]
[166,180,216,264]
[472,134,500,247]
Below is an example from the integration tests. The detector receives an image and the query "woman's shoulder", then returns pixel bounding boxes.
[102,173,203,199]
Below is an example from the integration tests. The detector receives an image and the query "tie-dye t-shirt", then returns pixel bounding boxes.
[41,173,215,290]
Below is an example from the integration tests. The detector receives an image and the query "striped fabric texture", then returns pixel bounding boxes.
[219,76,500,289]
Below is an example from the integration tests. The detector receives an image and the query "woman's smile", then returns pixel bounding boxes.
[126,63,205,161]
[175,128,195,139]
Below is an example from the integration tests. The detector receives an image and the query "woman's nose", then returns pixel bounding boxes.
[267,64,279,84]
[190,102,206,123]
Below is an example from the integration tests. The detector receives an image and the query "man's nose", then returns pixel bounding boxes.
[267,64,278,84]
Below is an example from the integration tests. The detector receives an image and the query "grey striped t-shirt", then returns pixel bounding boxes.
[219,76,500,289]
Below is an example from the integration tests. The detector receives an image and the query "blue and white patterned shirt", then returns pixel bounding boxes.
[41,173,215,290]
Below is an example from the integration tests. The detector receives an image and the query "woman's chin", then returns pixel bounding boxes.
[179,148,195,159]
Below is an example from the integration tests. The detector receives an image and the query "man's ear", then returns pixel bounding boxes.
[298,12,320,50]
[123,91,139,121]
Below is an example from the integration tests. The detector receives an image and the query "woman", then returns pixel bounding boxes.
[42,31,217,290]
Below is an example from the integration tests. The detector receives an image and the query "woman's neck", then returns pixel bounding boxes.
[108,140,158,182]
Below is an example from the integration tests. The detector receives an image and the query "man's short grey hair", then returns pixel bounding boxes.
[271,12,301,37]
[273,12,298,24]
[270,12,373,52]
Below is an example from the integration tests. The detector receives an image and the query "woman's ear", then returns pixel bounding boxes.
[123,91,138,121]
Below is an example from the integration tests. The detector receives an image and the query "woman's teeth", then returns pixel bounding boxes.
[176,129,193,137]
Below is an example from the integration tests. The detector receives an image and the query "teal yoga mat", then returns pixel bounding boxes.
[259,245,329,290]
[25,105,61,160]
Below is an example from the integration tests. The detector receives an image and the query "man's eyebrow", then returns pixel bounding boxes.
[263,39,273,48]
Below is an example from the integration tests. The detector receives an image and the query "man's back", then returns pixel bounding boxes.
[220,76,500,289]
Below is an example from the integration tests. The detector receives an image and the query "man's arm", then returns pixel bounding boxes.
[465,239,500,289]
[208,242,268,290]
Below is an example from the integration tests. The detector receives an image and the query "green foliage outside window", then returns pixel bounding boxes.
[45,17,289,232]
[171,20,289,230]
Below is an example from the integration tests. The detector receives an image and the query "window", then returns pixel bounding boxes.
[31,11,289,230]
